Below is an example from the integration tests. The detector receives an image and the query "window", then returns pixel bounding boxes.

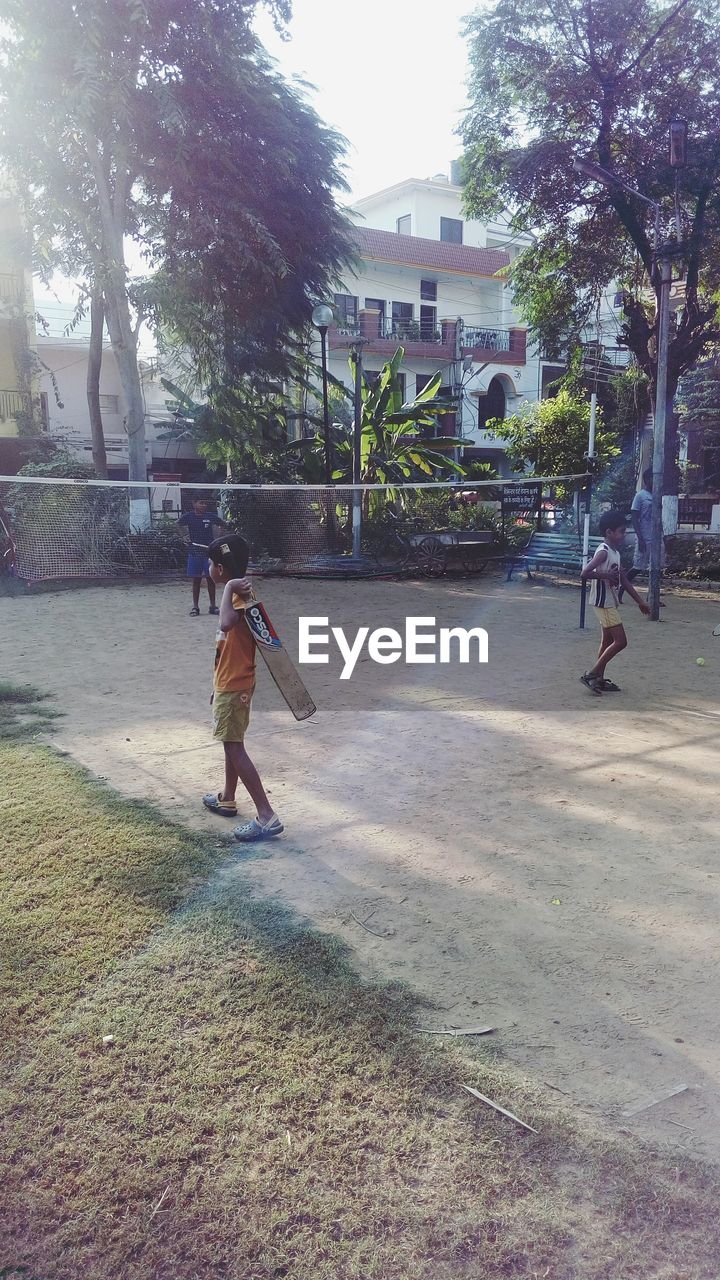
[420,279,437,301]
[99,394,119,413]
[391,301,414,338]
[440,217,463,244]
[333,293,358,325]
[396,214,411,235]
[420,305,437,339]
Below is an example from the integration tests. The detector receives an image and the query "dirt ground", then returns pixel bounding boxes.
[3,571,720,1158]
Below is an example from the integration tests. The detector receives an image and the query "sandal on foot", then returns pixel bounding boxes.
[203,792,238,817]
[209,605,220,615]
[190,606,200,617]
[599,678,621,692]
[580,673,602,696]
[233,815,284,843]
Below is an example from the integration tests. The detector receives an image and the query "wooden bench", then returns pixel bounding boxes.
[506,530,602,581]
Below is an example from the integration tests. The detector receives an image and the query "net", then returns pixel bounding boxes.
[0,474,588,584]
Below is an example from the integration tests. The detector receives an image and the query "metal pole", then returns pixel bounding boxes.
[649,252,672,621]
[351,345,363,559]
[579,391,597,629]
[320,327,332,485]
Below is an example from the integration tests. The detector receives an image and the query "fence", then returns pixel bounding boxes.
[0,475,588,583]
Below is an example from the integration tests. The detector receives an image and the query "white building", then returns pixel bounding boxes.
[323,174,541,472]
[323,174,628,471]
[36,329,198,484]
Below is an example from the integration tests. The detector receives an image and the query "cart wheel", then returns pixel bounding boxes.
[417,535,448,577]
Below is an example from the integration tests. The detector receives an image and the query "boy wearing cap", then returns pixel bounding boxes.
[201,533,283,843]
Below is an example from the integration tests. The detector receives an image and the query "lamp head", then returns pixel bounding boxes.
[312,303,334,329]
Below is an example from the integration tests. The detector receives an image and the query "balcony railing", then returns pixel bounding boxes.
[332,317,443,342]
[387,318,443,342]
[329,318,526,362]
[0,389,26,420]
[463,326,512,352]
[0,272,24,304]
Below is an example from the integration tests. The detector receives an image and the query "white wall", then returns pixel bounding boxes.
[37,337,141,467]
[36,338,194,469]
[339,259,506,331]
[354,179,534,256]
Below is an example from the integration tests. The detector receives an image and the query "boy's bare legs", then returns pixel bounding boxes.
[206,573,217,608]
[595,629,614,665]
[225,741,274,823]
[191,575,202,609]
[220,743,239,804]
[587,625,627,680]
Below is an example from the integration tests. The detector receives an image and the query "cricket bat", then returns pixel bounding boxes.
[242,597,316,721]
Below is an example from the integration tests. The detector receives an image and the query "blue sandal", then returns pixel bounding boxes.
[233,815,284,843]
[203,792,238,818]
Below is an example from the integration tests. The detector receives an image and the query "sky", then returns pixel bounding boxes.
[253,0,473,202]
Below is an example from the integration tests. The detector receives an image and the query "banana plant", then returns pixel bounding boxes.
[290,347,469,506]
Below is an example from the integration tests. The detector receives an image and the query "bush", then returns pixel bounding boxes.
[124,521,188,574]
[665,533,720,580]
[364,490,501,536]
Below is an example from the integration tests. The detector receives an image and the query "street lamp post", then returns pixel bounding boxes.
[572,143,685,621]
[312,303,335,486]
[349,339,366,559]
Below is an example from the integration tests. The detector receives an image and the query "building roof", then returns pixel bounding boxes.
[354,176,461,207]
[352,226,510,278]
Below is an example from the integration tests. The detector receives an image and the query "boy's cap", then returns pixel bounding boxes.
[208,532,249,576]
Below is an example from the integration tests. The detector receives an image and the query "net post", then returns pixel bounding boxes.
[579,391,597,630]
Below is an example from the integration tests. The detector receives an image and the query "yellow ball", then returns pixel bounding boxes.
[697,657,706,666]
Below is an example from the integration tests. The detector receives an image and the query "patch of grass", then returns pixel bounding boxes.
[1,734,720,1279]
[0,681,60,742]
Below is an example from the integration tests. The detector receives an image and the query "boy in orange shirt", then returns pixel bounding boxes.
[201,533,283,843]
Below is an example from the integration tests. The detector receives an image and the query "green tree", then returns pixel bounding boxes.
[462,0,720,523]
[0,0,349,518]
[490,387,620,488]
[156,376,300,483]
[677,350,720,435]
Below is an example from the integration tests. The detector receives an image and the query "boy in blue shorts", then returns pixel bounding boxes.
[178,498,226,616]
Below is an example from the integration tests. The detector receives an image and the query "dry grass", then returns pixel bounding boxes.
[1,687,720,1279]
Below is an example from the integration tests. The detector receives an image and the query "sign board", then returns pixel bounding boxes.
[501,482,542,532]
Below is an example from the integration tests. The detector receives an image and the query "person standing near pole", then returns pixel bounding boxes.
[619,467,666,602]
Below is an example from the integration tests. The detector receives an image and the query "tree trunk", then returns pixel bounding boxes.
[103,284,150,527]
[87,141,150,526]
[647,380,681,533]
[86,289,108,478]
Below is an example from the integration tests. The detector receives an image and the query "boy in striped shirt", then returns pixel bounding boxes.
[580,508,650,695]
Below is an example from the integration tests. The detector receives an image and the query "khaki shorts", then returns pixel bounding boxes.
[212,689,253,742]
[594,606,622,629]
